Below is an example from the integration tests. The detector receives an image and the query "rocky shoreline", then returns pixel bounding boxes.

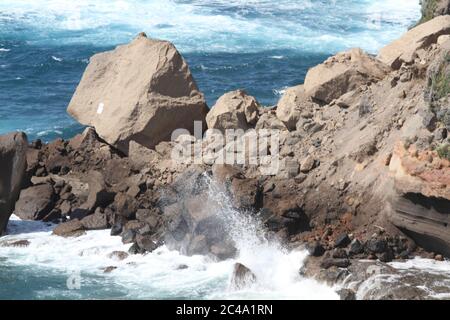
[1,2,450,299]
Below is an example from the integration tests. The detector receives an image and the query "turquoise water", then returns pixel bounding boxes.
[0,0,420,141]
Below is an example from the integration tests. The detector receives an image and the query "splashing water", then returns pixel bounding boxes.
[0,173,338,300]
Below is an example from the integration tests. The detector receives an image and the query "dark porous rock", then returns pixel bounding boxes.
[128,242,146,255]
[108,251,129,261]
[136,234,161,253]
[102,266,117,273]
[176,264,189,270]
[81,208,109,230]
[81,171,115,213]
[230,263,257,290]
[230,177,263,210]
[1,239,31,248]
[114,193,138,219]
[70,208,89,220]
[307,241,326,257]
[110,223,123,236]
[338,289,357,300]
[366,238,388,254]
[332,248,348,259]
[320,258,351,269]
[348,239,364,255]
[53,219,86,237]
[42,208,62,223]
[14,183,56,221]
[334,233,351,248]
[378,248,395,263]
[121,229,136,244]
[136,208,160,229]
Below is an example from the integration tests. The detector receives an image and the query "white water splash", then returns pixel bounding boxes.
[0,173,339,299]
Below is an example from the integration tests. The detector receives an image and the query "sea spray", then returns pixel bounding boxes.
[0,173,339,299]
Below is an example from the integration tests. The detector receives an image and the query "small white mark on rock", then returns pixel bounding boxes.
[97,102,104,115]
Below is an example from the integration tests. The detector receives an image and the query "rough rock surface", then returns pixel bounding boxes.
[0,132,28,233]
[67,33,208,154]
[206,90,260,131]
[377,15,450,69]
[304,48,390,103]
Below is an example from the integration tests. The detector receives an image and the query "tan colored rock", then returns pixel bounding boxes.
[276,85,317,130]
[206,90,259,131]
[255,112,287,131]
[304,48,389,103]
[438,34,450,46]
[378,15,450,69]
[67,33,208,154]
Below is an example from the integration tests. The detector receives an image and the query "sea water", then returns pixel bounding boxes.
[0,0,420,141]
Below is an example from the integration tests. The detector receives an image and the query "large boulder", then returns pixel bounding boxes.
[0,132,28,233]
[14,183,56,221]
[275,85,317,130]
[206,90,260,131]
[377,15,450,69]
[67,33,208,154]
[304,48,389,104]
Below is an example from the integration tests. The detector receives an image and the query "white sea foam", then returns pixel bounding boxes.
[0,174,339,300]
[0,48,11,52]
[51,55,63,62]
[0,0,421,53]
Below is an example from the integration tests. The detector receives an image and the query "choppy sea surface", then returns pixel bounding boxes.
[3,0,446,301]
[0,0,421,141]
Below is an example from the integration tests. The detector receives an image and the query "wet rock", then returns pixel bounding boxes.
[320,258,351,269]
[108,251,129,261]
[128,242,146,255]
[53,219,86,237]
[230,263,257,290]
[103,266,117,273]
[349,239,364,255]
[334,233,351,248]
[366,239,388,254]
[81,208,109,230]
[0,132,28,233]
[110,223,123,236]
[332,248,348,259]
[136,234,161,253]
[307,241,325,257]
[14,183,56,221]
[378,249,395,263]
[121,229,136,244]
[1,239,30,248]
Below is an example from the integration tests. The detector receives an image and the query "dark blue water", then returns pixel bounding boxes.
[0,0,420,141]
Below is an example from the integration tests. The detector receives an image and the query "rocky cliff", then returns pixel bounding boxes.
[1,9,450,298]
